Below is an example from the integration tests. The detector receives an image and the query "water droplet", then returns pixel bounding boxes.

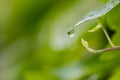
[67,29,75,37]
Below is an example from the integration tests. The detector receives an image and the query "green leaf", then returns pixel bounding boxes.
[106,3,120,30]
[71,0,120,28]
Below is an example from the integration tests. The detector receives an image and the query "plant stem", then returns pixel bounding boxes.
[81,18,120,53]
[102,46,120,52]
[87,46,120,53]
[101,27,115,47]
[99,18,115,47]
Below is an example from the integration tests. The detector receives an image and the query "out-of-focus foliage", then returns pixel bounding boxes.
[0,0,120,80]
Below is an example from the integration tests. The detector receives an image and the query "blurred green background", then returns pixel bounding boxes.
[0,0,120,80]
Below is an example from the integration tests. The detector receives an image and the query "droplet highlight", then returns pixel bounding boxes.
[67,29,75,37]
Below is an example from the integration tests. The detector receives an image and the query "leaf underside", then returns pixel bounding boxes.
[75,0,120,27]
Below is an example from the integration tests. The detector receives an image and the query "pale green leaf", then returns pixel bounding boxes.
[75,0,120,27]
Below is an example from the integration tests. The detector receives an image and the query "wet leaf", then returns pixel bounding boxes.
[75,0,120,27]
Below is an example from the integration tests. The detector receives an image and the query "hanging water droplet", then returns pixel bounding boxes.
[67,29,75,37]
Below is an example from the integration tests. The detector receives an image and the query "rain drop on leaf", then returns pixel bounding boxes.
[67,29,75,37]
